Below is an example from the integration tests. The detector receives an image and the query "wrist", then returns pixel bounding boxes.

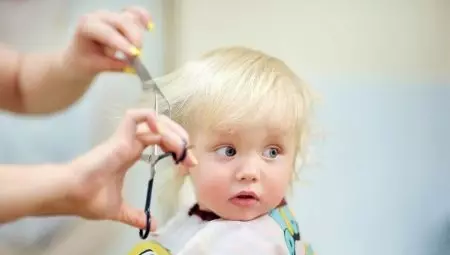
[31,163,78,217]
[59,46,97,83]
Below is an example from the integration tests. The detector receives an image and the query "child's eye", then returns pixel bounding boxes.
[216,146,237,157]
[263,147,280,159]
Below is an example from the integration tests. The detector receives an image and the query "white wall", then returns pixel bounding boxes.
[172,1,450,255]
[173,0,449,84]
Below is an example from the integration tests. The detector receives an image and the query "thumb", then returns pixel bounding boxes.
[116,203,158,232]
[92,54,128,73]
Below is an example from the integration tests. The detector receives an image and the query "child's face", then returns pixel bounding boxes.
[187,123,296,221]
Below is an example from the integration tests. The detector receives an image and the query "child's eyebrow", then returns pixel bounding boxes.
[268,128,292,137]
[209,127,293,141]
[210,126,238,136]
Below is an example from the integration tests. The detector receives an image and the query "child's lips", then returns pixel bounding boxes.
[230,197,259,207]
[229,191,259,207]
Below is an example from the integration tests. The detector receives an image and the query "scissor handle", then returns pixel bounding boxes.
[173,140,188,164]
[139,178,153,239]
[140,140,190,165]
[137,141,190,239]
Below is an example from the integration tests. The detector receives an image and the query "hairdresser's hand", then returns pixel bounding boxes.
[67,109,197,230]
[64,6,153,78]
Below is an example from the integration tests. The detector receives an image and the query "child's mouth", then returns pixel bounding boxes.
[230,191,259,207]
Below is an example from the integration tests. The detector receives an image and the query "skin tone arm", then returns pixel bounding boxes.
[0,163,76,221]
[0,6,153,114]
[0,45,94,114]
[0,7,199,228]
[0,109,197,228]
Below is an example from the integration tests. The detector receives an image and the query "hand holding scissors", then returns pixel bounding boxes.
[63,108,196,231]
[129,56,196,238]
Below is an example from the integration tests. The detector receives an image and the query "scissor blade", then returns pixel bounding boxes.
[131,58,167,97]
[131,57,154,90]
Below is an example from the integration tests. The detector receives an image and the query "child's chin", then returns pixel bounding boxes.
[220,210,267,221]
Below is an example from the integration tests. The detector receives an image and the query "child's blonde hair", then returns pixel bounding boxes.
[140,46,315,224]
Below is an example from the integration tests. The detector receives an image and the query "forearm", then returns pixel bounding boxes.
[16,49,96,114]
[0,44,96,114]
[0,163,75,223]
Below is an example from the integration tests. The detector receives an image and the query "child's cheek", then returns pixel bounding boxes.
[199,168,228,191]
[195,166,230,199]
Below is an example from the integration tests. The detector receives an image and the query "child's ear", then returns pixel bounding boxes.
[177,149,197,176]
[177,164,190,176]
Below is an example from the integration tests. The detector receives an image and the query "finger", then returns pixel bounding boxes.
[91,53,128,72]
[122,6,152,29]
[158,130,197,167]
[159,128,185,158]
[97,11,143,49]
[158,115,189,142]
[150,217,157,232]
[119,109,196,166]
[116,204,157,232]
[151,117,187,158]
[136,122,152,136]
[78,14,137,57]
[102,58,129,72]
[135,114,193,165]
[104,46,116,58]
[119,109,159,137]
[101,47,130,71]
[158,116,198,166]
[136,133,161,146]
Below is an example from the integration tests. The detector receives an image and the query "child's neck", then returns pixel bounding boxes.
[188,199,287,221]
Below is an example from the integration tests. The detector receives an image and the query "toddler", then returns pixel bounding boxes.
[132,46,315,255]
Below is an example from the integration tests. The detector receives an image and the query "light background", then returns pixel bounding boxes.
[0,1,449,255]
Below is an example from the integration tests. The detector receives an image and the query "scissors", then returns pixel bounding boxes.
[130,57,189,239]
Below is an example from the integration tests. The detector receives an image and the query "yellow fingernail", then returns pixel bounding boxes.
[123,66,136,74]
[147,22,155,31]
[130,46,141,57]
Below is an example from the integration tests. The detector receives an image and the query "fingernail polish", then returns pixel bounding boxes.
[123,66,136,74]
[147,22,155,31]
[130,46,141,57]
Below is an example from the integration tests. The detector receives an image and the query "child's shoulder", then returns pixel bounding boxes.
[148,204,316,255]
[180,216,285,254]
[196,205,315,255]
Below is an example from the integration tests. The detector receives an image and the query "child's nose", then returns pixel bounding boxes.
[235,160,261,182]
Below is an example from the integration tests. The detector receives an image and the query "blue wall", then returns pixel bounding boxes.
[292,82,450,255]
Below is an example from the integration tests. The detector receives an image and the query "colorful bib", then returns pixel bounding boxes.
[269,205,315,255]
[128,240,172,255]
[128,204,315,255]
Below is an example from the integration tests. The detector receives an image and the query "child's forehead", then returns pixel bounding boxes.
[202,122,294,138]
